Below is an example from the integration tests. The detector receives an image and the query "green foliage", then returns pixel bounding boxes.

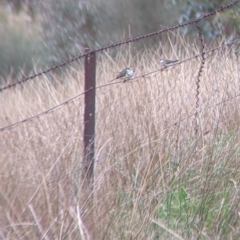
[38,0,240,66]
[176,0,240,39]
[155,185,233,238]
[39,0,171,64]
[40,0,99,64]
[0,8,43,81]
[1,0,240,81]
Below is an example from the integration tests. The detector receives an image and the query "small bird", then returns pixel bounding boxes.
[111,68,135,82]
[159,59,179,67]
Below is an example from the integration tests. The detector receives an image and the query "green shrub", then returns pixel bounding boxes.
[0,9,44,82]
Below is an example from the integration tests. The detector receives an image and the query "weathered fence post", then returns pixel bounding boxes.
[81,48,96,240]
[82,48,96,187]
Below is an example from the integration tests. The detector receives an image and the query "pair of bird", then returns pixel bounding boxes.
[113,59,179,82]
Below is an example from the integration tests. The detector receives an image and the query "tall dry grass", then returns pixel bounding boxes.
[1,38,240,239]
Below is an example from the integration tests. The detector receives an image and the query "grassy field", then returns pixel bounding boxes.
[1,40,240,239]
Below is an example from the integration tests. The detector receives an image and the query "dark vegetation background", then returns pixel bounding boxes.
[0,0,239,81]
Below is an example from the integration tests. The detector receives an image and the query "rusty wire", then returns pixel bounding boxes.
[0,0,239,92]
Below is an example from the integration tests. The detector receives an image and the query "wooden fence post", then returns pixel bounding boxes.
[82,48,96,187]
[80,48,96,240]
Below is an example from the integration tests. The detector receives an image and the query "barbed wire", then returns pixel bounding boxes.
[0,0,239,92]
[1,36,240,132]
[1,2,240,227]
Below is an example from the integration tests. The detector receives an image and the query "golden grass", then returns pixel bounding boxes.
[1,40,240,239]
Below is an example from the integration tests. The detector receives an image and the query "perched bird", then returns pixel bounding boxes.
[111,68,135,82]
[159,59,179,67]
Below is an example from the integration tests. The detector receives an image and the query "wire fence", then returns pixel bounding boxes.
[1,0,240,188]
[2,3,240,238]
[0,0,239,92]
[0,35,239,132]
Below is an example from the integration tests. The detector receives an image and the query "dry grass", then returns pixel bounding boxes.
[1,39,240,239]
